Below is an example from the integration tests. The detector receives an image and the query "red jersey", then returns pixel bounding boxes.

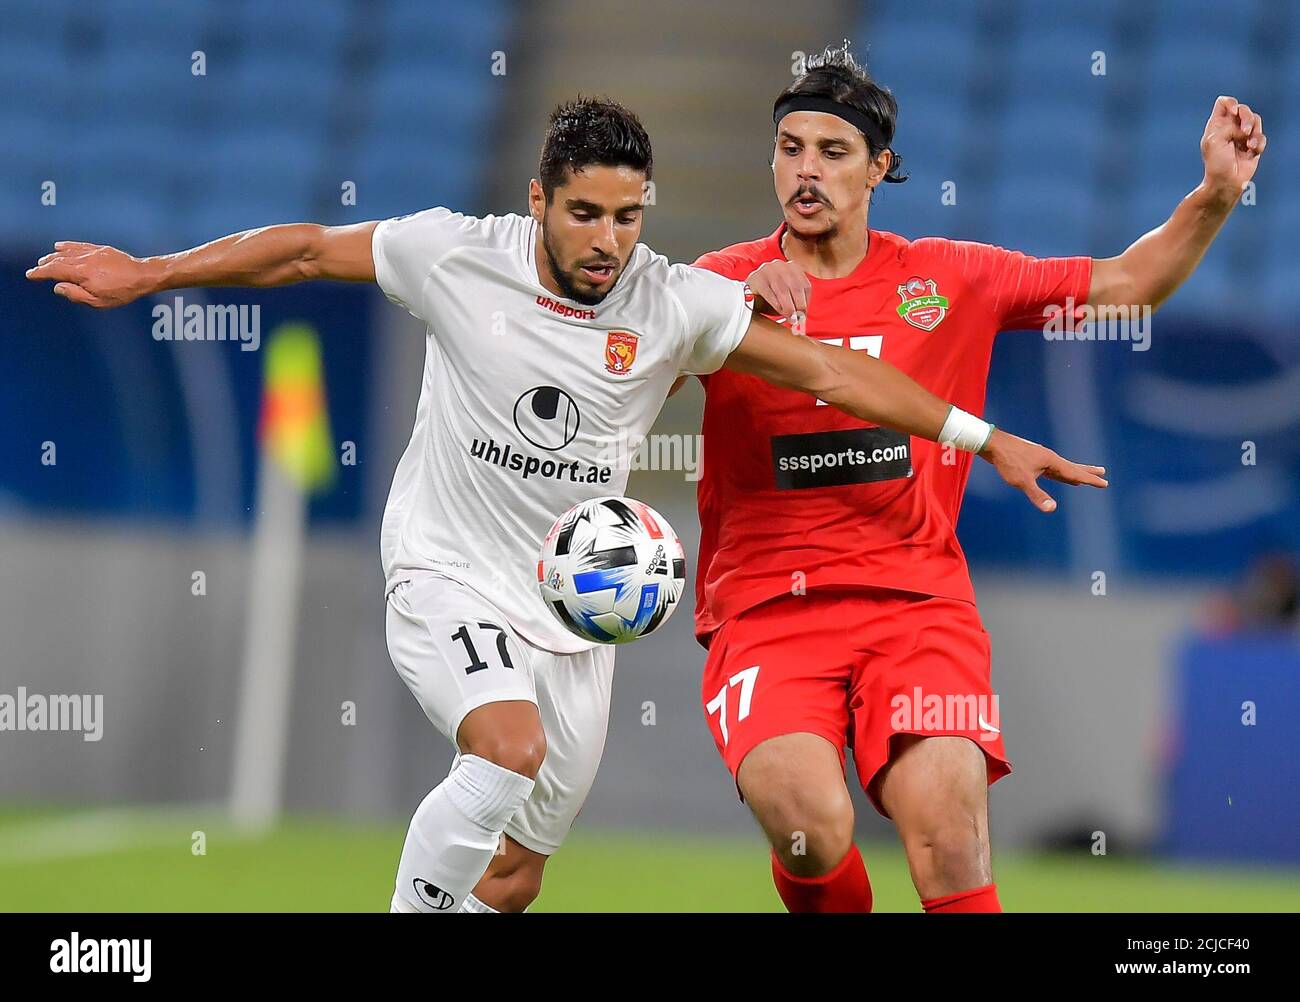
[691,224,1092,646]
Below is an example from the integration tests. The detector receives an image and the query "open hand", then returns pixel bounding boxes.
[979,428,1108,512]
[25,241,153,308]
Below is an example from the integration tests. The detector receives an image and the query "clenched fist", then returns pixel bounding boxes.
[1201,95,1267,198]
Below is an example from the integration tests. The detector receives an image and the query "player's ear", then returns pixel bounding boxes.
[527,179,546,222]
[866,146,891,186]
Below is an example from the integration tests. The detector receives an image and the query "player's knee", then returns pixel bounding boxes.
[774,812,855,876]
[463,732,547,779]
[746,775,854,874]
[457,701,548,779]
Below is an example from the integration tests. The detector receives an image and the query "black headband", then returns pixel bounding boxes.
[773,94,905,183]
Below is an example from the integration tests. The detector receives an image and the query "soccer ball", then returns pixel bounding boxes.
[537,496,687,644]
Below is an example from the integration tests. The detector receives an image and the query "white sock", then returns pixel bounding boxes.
[458,892,499,913]
[390,754,535,914]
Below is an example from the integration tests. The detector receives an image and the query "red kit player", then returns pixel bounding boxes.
[676,42,1266,912]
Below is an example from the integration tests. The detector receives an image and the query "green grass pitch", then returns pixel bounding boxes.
[1,807,1297,912]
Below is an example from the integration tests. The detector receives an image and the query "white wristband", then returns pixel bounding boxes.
[938,405,994,453]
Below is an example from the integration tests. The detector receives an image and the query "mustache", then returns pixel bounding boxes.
[788,185,832,208]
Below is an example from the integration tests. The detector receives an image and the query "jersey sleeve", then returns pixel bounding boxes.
[371,206,474,318]
[927,239,1093,333]
[666,263,753,375]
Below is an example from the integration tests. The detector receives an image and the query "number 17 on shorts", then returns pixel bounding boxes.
[704,664,761,746]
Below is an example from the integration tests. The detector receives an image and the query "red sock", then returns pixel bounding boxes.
[921,882,1002,913]
[770,844,873,913]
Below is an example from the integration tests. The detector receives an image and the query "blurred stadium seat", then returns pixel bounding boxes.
[0,0,514,249]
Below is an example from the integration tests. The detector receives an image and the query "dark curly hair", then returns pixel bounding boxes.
[538,97,654,201]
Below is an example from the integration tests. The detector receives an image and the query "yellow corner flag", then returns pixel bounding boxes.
[258,323,336,493]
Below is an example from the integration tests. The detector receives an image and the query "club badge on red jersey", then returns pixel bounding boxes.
[896,276,950,331]
[604,331,639,374]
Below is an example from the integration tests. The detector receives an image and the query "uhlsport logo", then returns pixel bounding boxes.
[604,331,639,375]
[535,294,596,320]
[413,878,454,910]
[513,385,581,450]
[896,276,949,331]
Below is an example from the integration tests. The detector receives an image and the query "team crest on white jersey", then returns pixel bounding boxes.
[896,276,949,331]
[604,331,639,374]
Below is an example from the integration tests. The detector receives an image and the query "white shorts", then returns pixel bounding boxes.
[385,570,615,855]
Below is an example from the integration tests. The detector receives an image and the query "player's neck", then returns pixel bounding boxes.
[780,213,870,280]
[533,233,568,301]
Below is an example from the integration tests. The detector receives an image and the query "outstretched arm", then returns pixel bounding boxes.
[725,313,1108,511]
[1088,95,1266,310]
[25,221,380,308]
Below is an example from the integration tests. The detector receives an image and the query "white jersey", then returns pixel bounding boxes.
[372,208,751,654]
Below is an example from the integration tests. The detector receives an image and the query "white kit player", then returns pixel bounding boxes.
[28,97,1106,913]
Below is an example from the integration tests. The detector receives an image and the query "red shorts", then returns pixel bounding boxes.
[700,587,1011,818]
